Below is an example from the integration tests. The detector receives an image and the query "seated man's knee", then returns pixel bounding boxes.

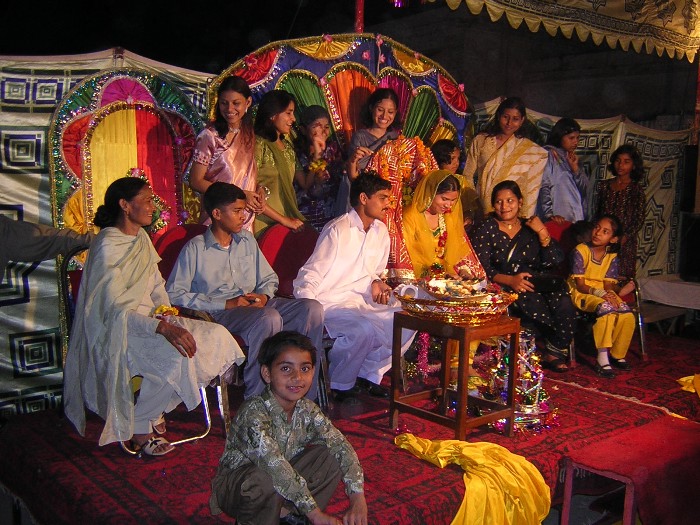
[300,298,324,322]
[257,307,284,333]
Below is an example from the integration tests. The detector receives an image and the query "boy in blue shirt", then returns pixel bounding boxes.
[166,182,324,399]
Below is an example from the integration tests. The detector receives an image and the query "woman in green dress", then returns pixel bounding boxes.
[253,90,306,237]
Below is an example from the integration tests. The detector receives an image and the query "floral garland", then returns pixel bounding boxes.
[422,212,448,279]
[153,305,179,318]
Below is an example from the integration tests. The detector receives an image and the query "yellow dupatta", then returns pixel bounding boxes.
[403,169,484,278]
[396,433,551,525]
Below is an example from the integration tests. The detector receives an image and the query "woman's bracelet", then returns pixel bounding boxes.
[590,287,607,297]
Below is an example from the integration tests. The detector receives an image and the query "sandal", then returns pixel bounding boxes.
[121,436,174,457]
[594,362,616,378]
[139,436,174,457]
[152,413,167,435]
[610,357,632,371]
[541,353,569,373]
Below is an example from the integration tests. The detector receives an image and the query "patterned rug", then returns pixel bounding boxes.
[0,374,684,525]
[0,332,697,524]
[557,331,700,422]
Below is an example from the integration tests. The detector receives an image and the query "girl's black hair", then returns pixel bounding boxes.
[431,139,462,169]
[607,144,645,182]
[490,179,523,207]
[546,117,581,148]
[483,97,527,138]
[595,213,624,253]
[213,76,254,144]
[436,174,462,195]
[254,90,296,142]
[360,88,401,130]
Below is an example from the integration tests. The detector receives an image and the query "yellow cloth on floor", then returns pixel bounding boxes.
[395,433,550,525]
[677,374,700,399]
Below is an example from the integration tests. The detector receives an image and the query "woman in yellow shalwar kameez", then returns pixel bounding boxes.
[569,215,636,378]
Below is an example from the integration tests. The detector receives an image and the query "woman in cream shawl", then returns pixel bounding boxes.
[463,97,547,218]
[63,177,243,454]
[403,169,485,280]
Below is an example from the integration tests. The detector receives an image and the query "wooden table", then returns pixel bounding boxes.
[390,311,520,438]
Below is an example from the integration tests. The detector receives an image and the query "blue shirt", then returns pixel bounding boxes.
[165,227,278,311]
[537,146,589,222]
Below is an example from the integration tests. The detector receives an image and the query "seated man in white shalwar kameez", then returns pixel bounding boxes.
[293,171,415,399]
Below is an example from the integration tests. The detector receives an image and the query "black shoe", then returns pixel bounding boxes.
[332,386,361,402]
[594,362,615,378]
[356,378,389,398]
[610,357,632,370]
[280,514,311,525]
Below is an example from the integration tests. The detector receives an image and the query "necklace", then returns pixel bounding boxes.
[499,219,518,230]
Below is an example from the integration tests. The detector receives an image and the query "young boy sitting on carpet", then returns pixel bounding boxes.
[210,331,367,525]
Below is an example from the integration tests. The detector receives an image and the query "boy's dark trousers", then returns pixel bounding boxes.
[211,445,342,524]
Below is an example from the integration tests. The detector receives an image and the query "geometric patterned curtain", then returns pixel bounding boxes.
[0,50,210,418]
[471,98,691,279]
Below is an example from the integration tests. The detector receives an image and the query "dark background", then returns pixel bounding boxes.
[0,0,431,73]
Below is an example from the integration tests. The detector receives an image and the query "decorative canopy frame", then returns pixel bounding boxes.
[211,33,470,147]
[49,68,204,238]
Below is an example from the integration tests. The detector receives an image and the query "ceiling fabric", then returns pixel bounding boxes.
[440,0,700,61]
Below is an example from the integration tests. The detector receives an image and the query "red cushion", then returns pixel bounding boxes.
[257,224,319,297]
[154,224,207,281]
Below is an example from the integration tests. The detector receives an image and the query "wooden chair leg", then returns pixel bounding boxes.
[560,458,575,525]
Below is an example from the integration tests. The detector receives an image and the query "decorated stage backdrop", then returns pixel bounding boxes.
[0,43,691,416]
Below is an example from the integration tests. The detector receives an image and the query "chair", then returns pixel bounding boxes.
[256,224,320,298]
[543,220,647,364]
[256,224,332,410]
[153,223,246,435]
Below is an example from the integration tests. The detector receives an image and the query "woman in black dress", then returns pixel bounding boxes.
[471,180,576,372]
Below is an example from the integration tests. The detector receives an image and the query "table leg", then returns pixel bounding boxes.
[390,313,404,430]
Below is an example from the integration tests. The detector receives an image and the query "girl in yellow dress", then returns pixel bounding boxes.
[569,214,636,378]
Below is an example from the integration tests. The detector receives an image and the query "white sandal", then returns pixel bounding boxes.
[151,413,167,435]
[140,436,174,457]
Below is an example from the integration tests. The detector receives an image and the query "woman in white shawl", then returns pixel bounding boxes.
[63,177,244,455]
[463,97,547,218]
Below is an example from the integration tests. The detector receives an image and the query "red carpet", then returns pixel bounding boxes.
[561,331,700,421]
[0,333,698,524]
